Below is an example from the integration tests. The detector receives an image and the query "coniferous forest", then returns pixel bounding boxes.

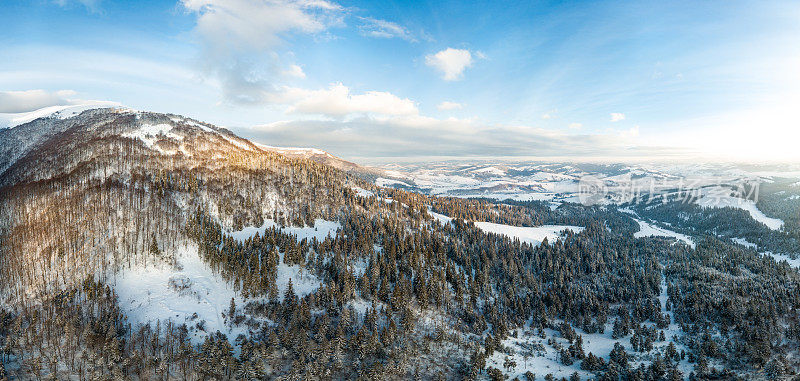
[1,109,800,380]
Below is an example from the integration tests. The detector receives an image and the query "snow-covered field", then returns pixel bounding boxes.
[351,186,375,198]
[765,252,800,268]
[115,244,248,344]
[730,238,800,269]
[694,186,784,230]
[376,177,413,188]
[632,218,695,249]
[620,208,695,248]
[228,218,341,243]
[473,222,584,246]
[114,219,339,344]
[427,209,453,225]
[426,208,583,245]
[115,242,323,345]
[731,237,757,249]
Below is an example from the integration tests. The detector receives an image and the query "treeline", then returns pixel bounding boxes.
[629,196,800,255]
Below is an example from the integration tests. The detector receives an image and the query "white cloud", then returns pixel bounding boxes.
[358,17,415,41]
[542,109,557,119]
[244,114,671,159]
[425,48,474,81]
[569,122,582,129]
[183,0,339,52]
[610,112,626,122]
[437,101,463,111]
[619,125,640,138]
[283,64,306,78]
[181,0,343,104]
[0,90,78,113]
[276,83,418,117]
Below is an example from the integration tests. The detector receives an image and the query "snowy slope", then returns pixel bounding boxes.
[730,238,800,269]
[228,218,341,243]
[115,244,246,344]
[694,186,784,230]
[114,219,340,344]
[0,101,122,128]
[473,222,584,246]
[633,218,695,249]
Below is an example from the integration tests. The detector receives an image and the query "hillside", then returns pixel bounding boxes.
[1,109,799,380]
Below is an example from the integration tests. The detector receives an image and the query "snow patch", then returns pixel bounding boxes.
[276,252,321,301]
[731,237,757,249]
[632,218,695,249]
[115,245,244,344]
[122,123,183,150]
[352,187,375,198]
[725,238,799,269]
[763,252,800,268]
[376,177,413,188]
[427,209,453,225]
[472,222,584,246]
[694,187,784,230]
[0,101,124,128]
[228,218,341,243]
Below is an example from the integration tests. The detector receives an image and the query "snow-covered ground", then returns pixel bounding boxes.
[352,186,375,198]
[621,208,695,248]
[122,123,183,151]
[0,102,123,128]
[115,243,322,345]
[472,222,584,246]
[765,252,800,268]
[425,208,582,245]
[727,237,800,269]
[115,244,249,344]
[694,186,784,230]
[376,177,413,188]
[275,251,321,301]
[114,219,339,344]
[488,274,692,379]
[427,209,453,225]
[632,218,695,249]
[228,218,341,243]
[731,237,757,249]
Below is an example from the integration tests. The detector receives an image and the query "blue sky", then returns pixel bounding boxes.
[1,0,799,161]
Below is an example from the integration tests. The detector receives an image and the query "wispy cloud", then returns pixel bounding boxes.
[425,48,474,81]
[437,101,463,111]
[610,112,626,122]
[0,89,78,113]
[283,64,306,79]
[357,17,416,41]
[53,0,101,12]
[244,115,670,159]
[181,0,343,104]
